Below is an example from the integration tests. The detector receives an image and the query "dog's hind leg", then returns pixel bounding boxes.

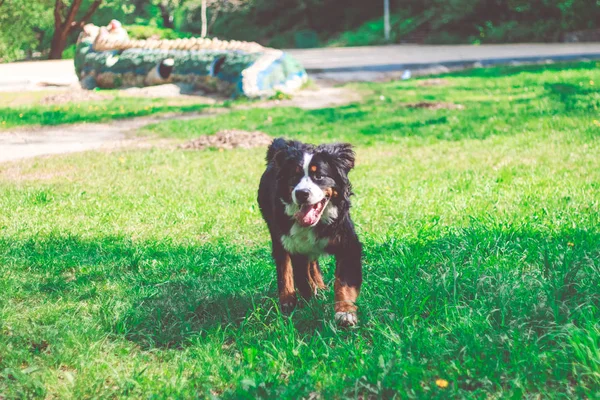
[272,239,296,313]
[291,254,315,301]
[308,260,326,293]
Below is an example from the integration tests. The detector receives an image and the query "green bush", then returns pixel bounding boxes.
[62,44,77,60]
[124,24,192,40]
[294,30,320,48]
[266,31,296,49]
[475,20,563,43]
[424,31,465,45]
[327,16,400,47]
[0,0,52,62]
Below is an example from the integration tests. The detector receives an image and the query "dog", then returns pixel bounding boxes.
[258,138,362,326]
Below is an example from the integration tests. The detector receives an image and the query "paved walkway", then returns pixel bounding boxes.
[0,60,77,91]
[287,43,600,72]
[1,43,599,91]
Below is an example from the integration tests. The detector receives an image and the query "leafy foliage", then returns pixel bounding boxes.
[1,1,599,58]
[0,0,53,62]
[124,24,192,39]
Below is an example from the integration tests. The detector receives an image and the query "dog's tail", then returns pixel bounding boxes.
[266,137,288,164]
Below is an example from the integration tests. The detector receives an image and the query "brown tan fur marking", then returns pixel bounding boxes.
[278,253,296,308]
[308,261,326,292]
[334,276,359,313]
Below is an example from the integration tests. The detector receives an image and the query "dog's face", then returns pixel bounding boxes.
[275,141,355,227]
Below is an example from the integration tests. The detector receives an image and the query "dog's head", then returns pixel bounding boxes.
[267,138,355,227]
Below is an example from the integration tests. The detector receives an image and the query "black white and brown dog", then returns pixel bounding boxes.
[258,138,362,326]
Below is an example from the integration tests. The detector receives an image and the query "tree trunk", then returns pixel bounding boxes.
[49,32,68,59]
[49,0,103,60]
[302,0,314,30]
[159,3,174,29]
[201,0,207,37]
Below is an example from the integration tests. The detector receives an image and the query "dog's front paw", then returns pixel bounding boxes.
[335,311,357,327]
[279,294,297,314]
[281,302,296,314]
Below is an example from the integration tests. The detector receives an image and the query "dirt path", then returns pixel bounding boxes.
[0,112,212,163]
[0,86,360,163]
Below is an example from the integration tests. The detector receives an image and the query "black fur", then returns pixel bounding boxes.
[258,138,363,321]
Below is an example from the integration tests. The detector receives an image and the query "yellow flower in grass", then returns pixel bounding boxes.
[567,242,574,247]
[593,120,600,127]
[435,379,449,389]
[19,113,23,118]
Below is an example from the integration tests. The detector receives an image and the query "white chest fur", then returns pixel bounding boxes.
[281,223,329,260]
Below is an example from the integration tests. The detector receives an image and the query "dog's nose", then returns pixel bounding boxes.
[295,189,310,203]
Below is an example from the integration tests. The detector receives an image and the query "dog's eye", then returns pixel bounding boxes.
[314,173,323,180]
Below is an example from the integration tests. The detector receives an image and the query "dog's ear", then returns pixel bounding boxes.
[267,138,304,169]
[266,137,288,166]
[321,143,355,173]
[267,138,295,170]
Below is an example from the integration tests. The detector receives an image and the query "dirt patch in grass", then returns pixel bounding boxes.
[418,78,449,87]
[404,101,464,110]
[40,90,110,105]
[180,129,272,150]
[118,84,220,105]
[251,86,363,110]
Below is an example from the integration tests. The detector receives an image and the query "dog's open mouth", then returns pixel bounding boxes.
[295,197,329,227]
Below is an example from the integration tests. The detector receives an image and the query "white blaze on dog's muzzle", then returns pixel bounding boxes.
[292,153,325,205]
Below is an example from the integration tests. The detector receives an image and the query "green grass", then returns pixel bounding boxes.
[1,62,599,398]
[0,94,211,130]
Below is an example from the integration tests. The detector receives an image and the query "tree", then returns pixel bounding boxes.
[195,0,252,37]
[158,2,175,28]
[136,0,185,29]
[0,0,53,62]
[153,0,182,29]
[49,0,104,59]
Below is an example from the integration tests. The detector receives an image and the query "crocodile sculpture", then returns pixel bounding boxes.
[74,21,308,98]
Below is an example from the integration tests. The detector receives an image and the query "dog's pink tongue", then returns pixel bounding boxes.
[296,203,322,227]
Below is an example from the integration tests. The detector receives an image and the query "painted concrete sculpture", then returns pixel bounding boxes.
[75,21,307,98]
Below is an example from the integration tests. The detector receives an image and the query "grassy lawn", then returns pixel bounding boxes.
[1,62,599,398]
[0,92,212,130]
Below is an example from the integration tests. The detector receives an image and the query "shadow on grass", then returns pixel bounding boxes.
[545,82,600,112]
[1,225,599,352]
[364,225,600,328]
[0,235,275,348]
[441,61,599,79]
